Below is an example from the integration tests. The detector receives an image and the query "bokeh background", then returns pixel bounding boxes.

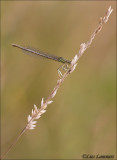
[1,1,116,159]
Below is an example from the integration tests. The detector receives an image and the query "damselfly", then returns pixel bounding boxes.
[12,44,71,76]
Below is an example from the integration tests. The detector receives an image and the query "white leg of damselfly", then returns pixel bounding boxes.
[57,65,64,77]
[57,64,70,77]
[57,69,63,77]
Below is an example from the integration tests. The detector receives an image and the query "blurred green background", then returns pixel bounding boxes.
[1,1,116,159]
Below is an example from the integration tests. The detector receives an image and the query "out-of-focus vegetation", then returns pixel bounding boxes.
[1,1,116,159]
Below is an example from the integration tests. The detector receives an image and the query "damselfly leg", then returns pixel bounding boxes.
[57,63,70,77]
